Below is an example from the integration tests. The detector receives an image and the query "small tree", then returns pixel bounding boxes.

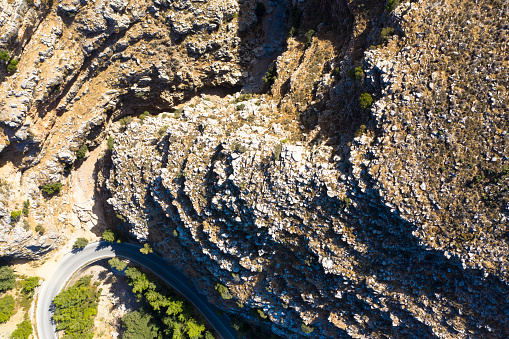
[6,59,19,73]
[73,237,88,250]
[42,182,62,195]
[108,258,127,271]
[35,224,45,235]
[301,323,314,334]
[10,210,22,222]
[22,199,30,216]
[381,27,395,42]
[0,50,9,62]
[359,92,373,109]
[215,283,232,299]
[102,228,117,242]
[76,144,88,160]
[21,276,40,294]
[107,136,114,150]
[140,243,153,255]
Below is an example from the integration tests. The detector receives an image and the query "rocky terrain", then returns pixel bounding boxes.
[1,0,508,337]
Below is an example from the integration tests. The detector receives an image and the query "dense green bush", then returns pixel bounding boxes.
[35,224,45,235]
[108,258,127,272]
[301,323,314,334]
[359,92,373,109]
[0,266,15,292]
[73,237,89,250]
[53,275,100,339]
[107,136,114,150]
[215,283,232,300]
[0,50,9,62]
[122,310,158,339]
[10,319,32,339]
[348,66,365,82]
[10,210,21,222]
[102,228,120,242]
[0,295,15,323]
[42,182,62,195]
[22,200,29,217]
[139,243,153,255]
[76,144,88,160]
[21,276,39,294]
[7,59,18,73]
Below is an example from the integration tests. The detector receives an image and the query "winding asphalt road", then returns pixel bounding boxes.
[36,241,238,339]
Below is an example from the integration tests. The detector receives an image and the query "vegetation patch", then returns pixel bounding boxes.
[42,182,63,195]
[0,295,15,323]
[52,275,100,339]
[122,265,215,339]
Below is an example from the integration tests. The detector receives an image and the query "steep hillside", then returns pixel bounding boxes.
[0,0,508,337]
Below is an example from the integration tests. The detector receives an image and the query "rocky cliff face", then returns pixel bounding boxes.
[1,0,509,337]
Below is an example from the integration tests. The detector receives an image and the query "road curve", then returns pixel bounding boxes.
[36,241,238,339]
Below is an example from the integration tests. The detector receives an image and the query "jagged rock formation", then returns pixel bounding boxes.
[1,0,509,337]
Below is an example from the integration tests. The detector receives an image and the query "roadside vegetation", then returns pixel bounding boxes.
[120,263,215,339]
[52,275,100,339]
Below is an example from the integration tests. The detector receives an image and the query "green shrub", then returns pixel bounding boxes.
[385,0,401,12]
[35,224,45,235]
[381,27,395,42]
[122,310,159,339]
[236,104,246,111]
[359,92,373,109]
[22,200,29,216]
[119,116,133,127]
[10,319,32,339]
[0,50,9,62]
[0,295,15,323]
[0,266,15,292]
[140,243,153,255]
[11,210,21,222]
[21,276,39,294]
[305,30,315,47]
[215,283,232,299]
[7,59,18,73]
[102,228,117,242]
[301,323,314,334]
[76,144,88,160]
[263,66,277,90]
[108,258,127,271]
[348,66,364,81]
[73,237,88,250]
[42,182,62,195]
[255,2,266,17]
[107,136,114,150]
